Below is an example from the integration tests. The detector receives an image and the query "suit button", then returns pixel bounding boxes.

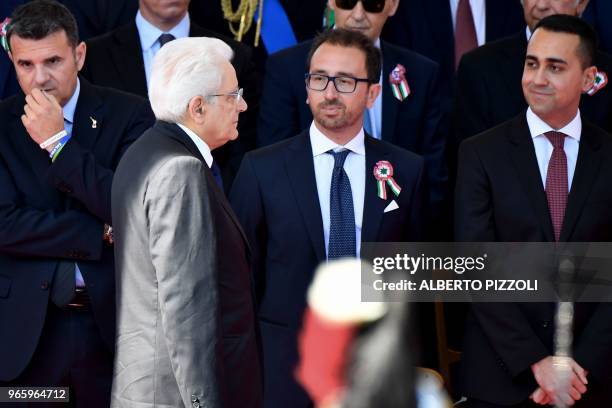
[191,395,200,408]
[542,321,549,328]
[41,280,49,290]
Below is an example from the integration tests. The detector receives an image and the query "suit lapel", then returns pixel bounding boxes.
[508,115,555,241]
[560,124,602,241]
[72,79,103,151]
[381,42,399,143]
[161,121,251,250]
[285,131,326,262]
[110,23,148,97]
[361,137,390,245]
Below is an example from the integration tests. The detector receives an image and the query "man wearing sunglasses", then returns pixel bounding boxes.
[258,0,447,224]
[231,28,426,408]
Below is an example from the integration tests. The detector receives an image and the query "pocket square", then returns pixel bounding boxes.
[384,200,399,213]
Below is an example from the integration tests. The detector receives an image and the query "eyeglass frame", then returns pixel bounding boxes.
[304,73,373,94]
[206,87,244,103]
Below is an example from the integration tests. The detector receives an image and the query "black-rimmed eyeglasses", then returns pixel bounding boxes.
[305,73,371,94]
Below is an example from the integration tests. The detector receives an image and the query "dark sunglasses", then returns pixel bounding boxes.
[335,0,386,13]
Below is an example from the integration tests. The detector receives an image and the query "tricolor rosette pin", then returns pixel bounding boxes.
[373,160,401,200]
[0,18,10,54]
[389,63,410,101]
[587,71,608,96]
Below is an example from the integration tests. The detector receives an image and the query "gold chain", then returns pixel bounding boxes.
[220,0,263,45]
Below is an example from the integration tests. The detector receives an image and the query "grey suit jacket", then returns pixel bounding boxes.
[111,121,262,408]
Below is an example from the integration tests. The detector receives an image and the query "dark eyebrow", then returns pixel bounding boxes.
[525,54,567,65]
[309,69,358,77]
[44,55,62,63]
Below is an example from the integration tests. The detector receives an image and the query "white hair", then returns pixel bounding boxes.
[148,37,234,122]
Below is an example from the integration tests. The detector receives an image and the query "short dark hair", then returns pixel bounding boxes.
[7,0,79,52]
[306,28,381,83]
[533,14,597,69]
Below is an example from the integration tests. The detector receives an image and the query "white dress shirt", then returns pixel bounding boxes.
[310,122,365,257]
[135,10,190,87]
[177,123,214,168]
[526,108,581,191]
[450,0,486,46]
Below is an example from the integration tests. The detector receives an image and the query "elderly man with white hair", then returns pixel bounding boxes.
[110,37,262,408]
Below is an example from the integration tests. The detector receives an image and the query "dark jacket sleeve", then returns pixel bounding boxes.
[0,153,105,260]
[46,97,154,224]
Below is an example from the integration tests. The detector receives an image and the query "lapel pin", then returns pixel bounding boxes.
[389,64,410,102]
[90,116,97,129]
[586,70,608,96]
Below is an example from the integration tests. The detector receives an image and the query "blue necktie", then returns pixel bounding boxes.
[211,161,224,192]
[158,33,175,47]
[327,150,356,259]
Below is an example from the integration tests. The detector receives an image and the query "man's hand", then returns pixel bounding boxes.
[21,88,65,152]
[531,356,588,406]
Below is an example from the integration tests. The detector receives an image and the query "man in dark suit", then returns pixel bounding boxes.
[259,0,446,217]
[231,28,426,408]
[583,0,612,54]
[0,1,154,406]
[82,0,259,187]
[456,15,612,407]
[111,36,261,408]
[382,0,524,104]
[454,0,612,143]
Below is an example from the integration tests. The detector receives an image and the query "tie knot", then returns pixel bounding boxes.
[327,149,350,169]
[545,131,566,149]
[158,33,175,47]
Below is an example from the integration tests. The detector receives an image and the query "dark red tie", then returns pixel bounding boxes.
[545,131,568,241]
[455,0,478,70]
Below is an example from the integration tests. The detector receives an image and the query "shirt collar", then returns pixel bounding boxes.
[526,26,532,41]
[63,78,80,124]
[309,121,366,157]
[135,10,190,51]
[526,107,582,142]
[177,123,214,168]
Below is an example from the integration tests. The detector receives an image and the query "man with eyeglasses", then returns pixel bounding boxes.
[111,37,262,408]
[231,28,426,408]
[258,0,447,224]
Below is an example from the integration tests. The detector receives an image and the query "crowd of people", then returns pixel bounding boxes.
[0,0,611,407]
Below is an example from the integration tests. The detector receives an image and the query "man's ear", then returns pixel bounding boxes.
[187,96,207,122]
[366,83,381,109]
[75,41,86,71]
[581,65,597,93]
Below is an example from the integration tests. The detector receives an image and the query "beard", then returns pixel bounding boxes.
[313,99,357,130]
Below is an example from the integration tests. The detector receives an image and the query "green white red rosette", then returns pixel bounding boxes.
[373,160,401,200]
[0,18,10,54]
[587,71,608,96]
[389,63,410,101]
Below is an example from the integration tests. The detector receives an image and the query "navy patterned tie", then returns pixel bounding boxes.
[210,161,224,192]
[327,149,356,259]
[158,33,175,47]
